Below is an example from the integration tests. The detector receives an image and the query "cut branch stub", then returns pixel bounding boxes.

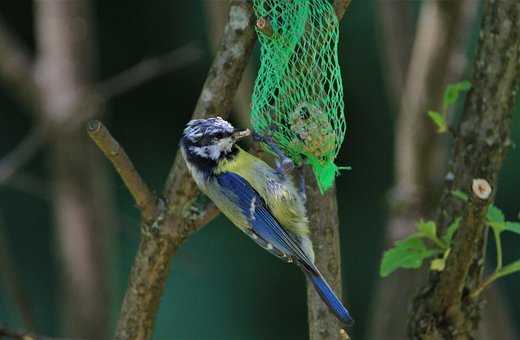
[256,17,273,37]
[408,0,520,338]
[472,178,492,200]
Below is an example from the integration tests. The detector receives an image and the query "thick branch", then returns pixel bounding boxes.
[204,1,255,128]
[409,1,520,339]
[87,120,157,222]
[305,2,353,339]
[370,1,478,339]
[304,169,346,340]
[113,2,256,339]
[163,0,257,233]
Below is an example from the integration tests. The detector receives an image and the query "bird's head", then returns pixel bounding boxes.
[181,117,250,167]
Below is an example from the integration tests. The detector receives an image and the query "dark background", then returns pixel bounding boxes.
[0,1,518,339]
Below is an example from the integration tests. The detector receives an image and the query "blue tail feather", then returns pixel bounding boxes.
[303,265,354,327]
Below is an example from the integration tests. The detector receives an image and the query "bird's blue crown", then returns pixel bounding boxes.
[182,117,235,143]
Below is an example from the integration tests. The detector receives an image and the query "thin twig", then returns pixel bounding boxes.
[3,173,50,200]
[0,128,44,185]
[0,16,40,116]
[87,120,157,223]
[97,43,204,99]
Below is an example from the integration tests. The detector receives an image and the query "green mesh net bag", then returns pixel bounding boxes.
[250,0,346,193]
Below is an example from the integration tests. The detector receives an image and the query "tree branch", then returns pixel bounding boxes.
[162,0,257,234]
[97,42,204,99]
[204,1,255,128]
[304,170,347,340]
[34,1,115,338]
[369,1,477,338]
[0,16,40,116]
[87,120,157,223]
[112,2,256,339]
[305,2,353,339]
[409,1,520,339]
[0,127,44,185]
[0,43,203,183]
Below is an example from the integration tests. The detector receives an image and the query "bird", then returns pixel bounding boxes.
[180,116,353,327]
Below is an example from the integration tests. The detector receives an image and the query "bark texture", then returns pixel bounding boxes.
[409,1,520,339]
[34,1,115,339]
[204,0,255,128]
[113,2,256,339]
[370,1,476,339]
[304,167,346,340]
[112,1,352,339]
[304,3,351,339]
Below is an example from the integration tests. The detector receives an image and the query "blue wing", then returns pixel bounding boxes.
[215,172,354,326]
[216,171,316,270]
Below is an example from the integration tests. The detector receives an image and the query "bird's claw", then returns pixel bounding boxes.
[252,130,294,177]
[277,158,294,175]
[251,131,263,142]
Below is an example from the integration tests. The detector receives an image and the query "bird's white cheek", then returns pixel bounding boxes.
[206,145,222,160]
[217,138,234,153]
[188,145,222,160]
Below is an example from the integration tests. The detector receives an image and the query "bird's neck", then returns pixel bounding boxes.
[184,144,240,177]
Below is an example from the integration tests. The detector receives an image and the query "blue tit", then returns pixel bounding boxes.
[180,116,353,326]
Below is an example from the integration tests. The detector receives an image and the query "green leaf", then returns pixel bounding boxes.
[427,110,447,133]
[380,237,437,277]
[451,190,468,202]
[487,205,505,223]
[417,220,437,240]
[443,80,471,108]
[505,222,520,235]
[442,217,461,244]
[486,205,507,233]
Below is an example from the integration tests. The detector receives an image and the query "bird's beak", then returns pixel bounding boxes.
[232,128,251,140]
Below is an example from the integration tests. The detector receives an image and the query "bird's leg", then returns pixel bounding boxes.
[252,131,294,176]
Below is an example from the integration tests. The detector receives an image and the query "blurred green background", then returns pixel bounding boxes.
[0,1,518,339]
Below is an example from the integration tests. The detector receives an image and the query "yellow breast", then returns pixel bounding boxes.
[215,147,309,236]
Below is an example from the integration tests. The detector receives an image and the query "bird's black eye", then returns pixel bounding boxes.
[213,132,224,139]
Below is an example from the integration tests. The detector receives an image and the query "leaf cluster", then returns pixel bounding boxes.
[380,218,459,277]
[427,80,471,133]
[380,190,520,290]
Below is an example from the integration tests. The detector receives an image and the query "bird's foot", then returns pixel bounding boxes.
[252,131,294,177]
